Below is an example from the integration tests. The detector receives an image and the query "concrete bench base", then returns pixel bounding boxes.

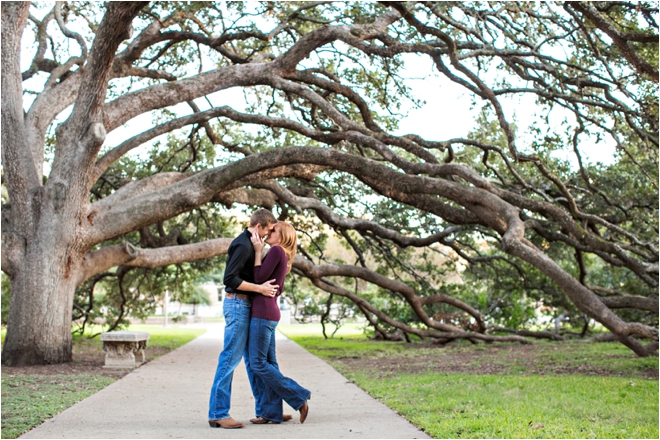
[100,331,150,368]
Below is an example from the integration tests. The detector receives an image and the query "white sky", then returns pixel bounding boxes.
[393,55,617,167]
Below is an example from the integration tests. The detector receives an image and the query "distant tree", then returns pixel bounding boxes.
[187,284,213,317]
[1,1,657,366]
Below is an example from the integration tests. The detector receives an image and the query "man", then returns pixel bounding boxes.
[208,208,279,429]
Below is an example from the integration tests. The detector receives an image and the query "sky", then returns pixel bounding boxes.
[393,55,617,167]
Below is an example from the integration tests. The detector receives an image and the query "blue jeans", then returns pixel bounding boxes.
[248,317,311,422]
[208,297,257,420]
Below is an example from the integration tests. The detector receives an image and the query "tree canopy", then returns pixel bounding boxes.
[1,1,658,365]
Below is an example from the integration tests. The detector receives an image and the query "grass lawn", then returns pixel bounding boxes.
[1,374,115,439]
[278,322,366,338]
[1,324,205,439]
[352,372,657,438]
[127,324,206,351]
[278,324,659,439]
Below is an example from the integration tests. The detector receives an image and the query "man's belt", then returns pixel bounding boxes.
[225,292,251,301]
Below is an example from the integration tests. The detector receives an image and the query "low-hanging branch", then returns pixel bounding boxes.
[2,2,657,367]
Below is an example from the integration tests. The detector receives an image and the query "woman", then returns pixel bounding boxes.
[248,221,310,424]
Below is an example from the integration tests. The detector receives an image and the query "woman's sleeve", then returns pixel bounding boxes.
[253,246,285,283]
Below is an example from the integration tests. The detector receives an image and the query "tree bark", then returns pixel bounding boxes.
[2,2,656,365]
[1,2,147,366]
[2,243,77,365]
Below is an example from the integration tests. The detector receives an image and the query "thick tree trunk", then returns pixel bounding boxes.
[2,2,656,365]
[2,157,97,366]
[2,230,78,365]
[1,1,146,366]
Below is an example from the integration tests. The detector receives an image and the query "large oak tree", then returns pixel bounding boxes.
[1,1,658,366]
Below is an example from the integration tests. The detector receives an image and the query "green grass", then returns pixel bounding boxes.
[66,324,205,354]
[285,332,658,377]
[278,323,396,357]
[1,324,205,439]
[1,375,115,439]
[3,324,206,348]
[279,325,659,439]
[125,324,205,350]
[286,334,410,358]
[277,322,366,338]
[349,372,658,438]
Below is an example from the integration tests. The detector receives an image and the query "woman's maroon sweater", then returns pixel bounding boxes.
[252,245,288,322]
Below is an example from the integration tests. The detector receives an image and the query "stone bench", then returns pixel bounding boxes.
[100,331,150,369]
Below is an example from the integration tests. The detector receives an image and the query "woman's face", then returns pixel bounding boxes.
[265,223,281,246]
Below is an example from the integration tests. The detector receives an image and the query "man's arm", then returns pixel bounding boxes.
[236,280,279,296]
[224,243,278,296]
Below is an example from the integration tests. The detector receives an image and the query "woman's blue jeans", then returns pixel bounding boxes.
[208,297,256,420]
[248,317,311,422]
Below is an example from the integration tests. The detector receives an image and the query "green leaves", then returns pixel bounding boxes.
[16,1,655,352]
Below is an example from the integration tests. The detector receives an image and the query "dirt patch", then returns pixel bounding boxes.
[1,343,170,379]
[332,343,659,380]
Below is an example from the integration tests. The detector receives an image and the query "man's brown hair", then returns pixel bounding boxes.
[249,208,277,228]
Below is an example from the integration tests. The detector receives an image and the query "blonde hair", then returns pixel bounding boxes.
[276,222,297,274]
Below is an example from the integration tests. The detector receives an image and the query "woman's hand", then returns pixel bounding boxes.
[259,279,279,297]
[250,231,264,254]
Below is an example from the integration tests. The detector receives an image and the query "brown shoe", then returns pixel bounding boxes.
[299,401,309,424]
[208,417,245,429]
[250,415,289,424]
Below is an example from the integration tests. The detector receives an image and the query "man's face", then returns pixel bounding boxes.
[257,222,276,239]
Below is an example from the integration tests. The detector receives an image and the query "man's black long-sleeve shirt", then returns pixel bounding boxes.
[223,228,256,295]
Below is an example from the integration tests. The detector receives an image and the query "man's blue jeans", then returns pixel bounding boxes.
[208,297,256,420]
[248,317,311,422]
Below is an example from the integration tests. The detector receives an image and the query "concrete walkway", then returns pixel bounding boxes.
[21,323,430,439]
